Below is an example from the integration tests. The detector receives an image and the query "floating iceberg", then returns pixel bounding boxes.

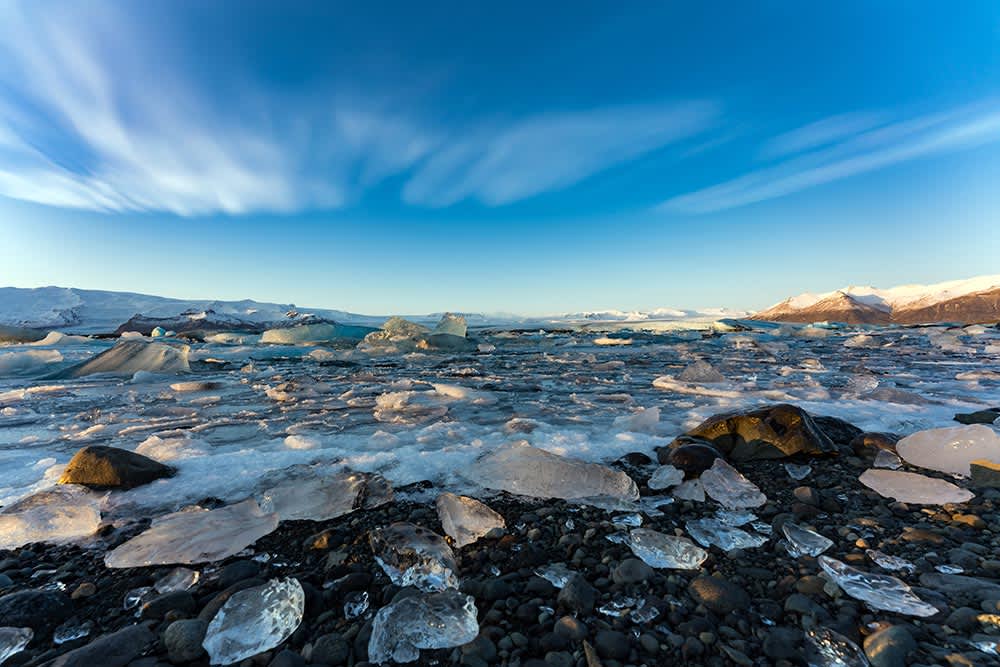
[258,466,392,522]
[818,556,938,616]
[260,323,372,345]
[435,493,505,547]
[0,485,102,550]
[432,313,467,338]
[369,523,459,592]
[623,528,708,569]
[202,578,304,665]
[781,522,833,558]
[700,459,767,509]
[685,518,768,551]
[368,590,479,664]
[105,499,279,568]
[471,441,639,502]
[0,349,63,377]
[677,360,726,383]
[50,340,189,378]
[373,391,449,424]
[647,464,684,490]
[858,469,974,505]
[896,425,1000,476]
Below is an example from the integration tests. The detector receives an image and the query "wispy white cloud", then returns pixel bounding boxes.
[660,103,1000,214]
[758,112,886,160]
[0,2,716,216]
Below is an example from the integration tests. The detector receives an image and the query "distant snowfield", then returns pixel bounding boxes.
[780,274,1000,312]
[0,285,749,333]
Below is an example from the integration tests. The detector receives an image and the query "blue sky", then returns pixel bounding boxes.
[0,1,999,315]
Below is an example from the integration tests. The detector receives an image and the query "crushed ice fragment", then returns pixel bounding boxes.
[368,590,479,664]
[714,509,757,526]
[686,518,768,551]
[472,440,639,502]
[700,459,767,509]
[804,627,871,666]
[124,586,154,610]
[598,594,639,617]
[202,578,305,666]
[435,492,505,548]
[873,449,903,469]
[605,532,629,545]
[369,523,459,592]
[53,619,93,644]
[678,360,726,383]
[611,513,643,528]
[105,499,279,567]
[344,591,370,619]
[629,600,661,624]
[936,564,964,574]
[614,407,660,434]
[672,479,705,502]
[818,556,938,616]
[0,627,32,663]
[897,424,1000,476]
[648,464,685,490]
[784,463,812,481]
[782,523,834,558]
[865,549,915,573]
[155,567,200,594]
[858,469,974,505]
[0,485,103,550]
[534,563,575,589]
[624,528,708,569]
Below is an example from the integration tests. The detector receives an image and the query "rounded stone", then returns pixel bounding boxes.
[612,558,654,585]
[664,442,722,474]
[688,576,750,615]
[163,618,208,664]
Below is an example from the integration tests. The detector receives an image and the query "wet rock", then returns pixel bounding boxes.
[45,624,155,667]
[557,574,597,614]
[688,576,750,615]
[594,630,629,661]
[971,460,1000,488]
[612,558,654,584]
[666,404,841,461]
[0,589,72,632]
[850,432,901,457]
[553,616,588,642]
[763,627,803,660]
[58,445,175,489]
[955,409,1000,425]
[163,618,208,663]
[658,441,722,473]
[863,625,916,667]
[139,591,196,620]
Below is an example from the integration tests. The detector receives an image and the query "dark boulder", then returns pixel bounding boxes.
[58,446,175,490]
[850,432,900,457]
[0,589,73,633]
[954,409,1000,425]
[658,439,722,473]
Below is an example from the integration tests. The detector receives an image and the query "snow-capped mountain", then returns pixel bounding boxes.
[754,275,1000,324]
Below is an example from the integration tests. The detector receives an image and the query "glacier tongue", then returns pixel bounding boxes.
[471,441,639,502]
[368,590,479,665]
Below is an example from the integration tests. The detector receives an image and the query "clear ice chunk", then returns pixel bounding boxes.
[686,518,768,551]
[344,591,370,619]
[818,556,938,616]
[432,313,468,338]
[714,509,757,526]
[624,528,708,569]
[648,464,685,490]
[202,578,305,666]
[611,513,643,528]
[672,479,705,502]
[0,485,103,550]
[804,627,871,667]
[858,469,974,505]
[53,618,93,644]
[369,523,459,592]
[124,586,154,610]
[105,499,279,567]
[865,549,915,573]
[0,627,32,663]
[678,360,726,383]
[873,449,903,469]
[598,594,639,617]
[435,492,506,548]
[936,564,964,574]
[700,459,767,509]
[155,567,200,594]
[258,466,391,522]
[472,441,639,502]
[629,600,661,624]
[784,463,812,481]
[781,522,833,558]
[368,590,479,665]
[534,563,575,588]
[897,425,1000,476]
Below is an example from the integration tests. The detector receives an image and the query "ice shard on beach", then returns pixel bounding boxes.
[781,522,833,557]
[368,590,479,664]
[896,424,1000,476]
[0,485,103,550]
[435,492,505,547]
[804,627,871,667]
[647,464,684,490]
[685,518,768,551]
[471,441,639,502]
[858,469,974,505]
[700,459,767,509]
[818,556,938,616]
[202,578,305,665]
[257,466,392,522]
[0,627,32,664]
[623,528,708,569]
[369,523,459,591]
[105,499,279,568]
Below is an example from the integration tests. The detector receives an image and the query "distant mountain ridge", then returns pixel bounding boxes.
[754,275,1000,324]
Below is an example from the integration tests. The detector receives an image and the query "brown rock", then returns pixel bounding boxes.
[59,445,175,489]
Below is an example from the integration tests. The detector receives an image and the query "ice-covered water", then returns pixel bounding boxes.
[0,322,998,519]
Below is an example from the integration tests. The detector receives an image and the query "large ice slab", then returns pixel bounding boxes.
[858,469,974,505]
[471,441,639,502]
[51,340,189,378]
[202,578,304,665]
[700,459,767,509]
[258,465,392,522]
[369,523,459,592]
[623,528,707,569]
[105,499,279,568]
[368,590,479,664]
[0,485,102,550]
[818,556,938,616]
[896,425,1000,476]
[435,493,505,547]
[260,323,371,345]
